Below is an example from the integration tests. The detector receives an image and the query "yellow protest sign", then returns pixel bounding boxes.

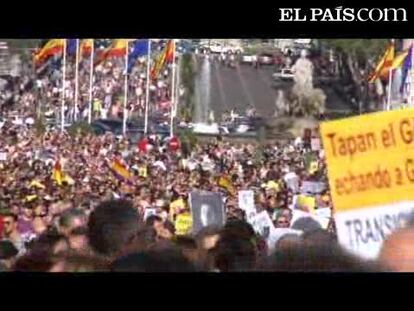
[297,195,316,213]
[321,109,414,259]
[175,213,193,236]
[320,109,414,212]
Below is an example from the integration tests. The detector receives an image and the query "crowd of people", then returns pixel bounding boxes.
[0,115,413,272]
[0,41,177,127]
[0,41,413,272]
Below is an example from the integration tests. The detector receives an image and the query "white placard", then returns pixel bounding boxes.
[311,138,321,151]
[0,152,6,161]
[335,202,414,260]
[300,181,326,194]
[249,211,275,241]
[238,190,255,213]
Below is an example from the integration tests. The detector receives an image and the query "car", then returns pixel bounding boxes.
[240,54,257,64]
[258,53,274,65]
[273,68,294,81]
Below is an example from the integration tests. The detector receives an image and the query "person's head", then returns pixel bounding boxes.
[195,225,221,251]
[274,233,303,253]
[264,243,377,272]
[58,208,87,237]
[2,213,18,237]
[22,206,33,219]
[213,235,257,272]
[68,227,89,252]
[379,226,414,272]
[174,236,199,265]
[291,217,322,233]
[111,247,196,272]
[88,199,140,258]
[29,230,70,256]
[49,252,109,272]
[274,215,290,228]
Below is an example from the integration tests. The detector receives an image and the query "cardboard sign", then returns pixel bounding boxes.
[175,213,193,236]
[249,211,275,241]
[238,190,255,214]
[300,181,327,194]
[320,109,414,259]
[311,138,321,151]
[296,195,316,213]
[189,191,225,235]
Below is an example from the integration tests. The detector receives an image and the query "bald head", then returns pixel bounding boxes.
[379,228,414,272]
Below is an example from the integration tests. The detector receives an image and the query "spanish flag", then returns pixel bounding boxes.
[218,174,236,196]
[34,39,65,66]
[110,159,133,182]
[150,40,175,80]
[52,159,63,186]
[368,42,395,83]
[94,39,128,66]
[80,39,93,57]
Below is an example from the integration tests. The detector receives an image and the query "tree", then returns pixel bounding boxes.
[319,39,390,111]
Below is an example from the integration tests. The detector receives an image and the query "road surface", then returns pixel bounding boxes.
[195,56,353,121]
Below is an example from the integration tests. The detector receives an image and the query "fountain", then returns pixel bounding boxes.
[194,55,211,123]
[289,49,326,116]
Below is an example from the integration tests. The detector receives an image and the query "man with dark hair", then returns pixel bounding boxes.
[213,235,258,272]
[111,247,196,272]
[58,208,87,237]
[88,199,140,258]
[2,212,25,255]
[265,243,376,272]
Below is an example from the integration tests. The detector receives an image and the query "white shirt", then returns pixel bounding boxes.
[154,160,167,171]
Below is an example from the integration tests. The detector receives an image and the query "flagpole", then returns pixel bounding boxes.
[61,39,67,132]
[88,40,94,124]
[387,68,393,111]
[409,40,414,107]
[123,40,129,136]
[169,40,176,138]
[74,39,80,122]
[174,53,180,117]
[386,39,395,111]
[144,39,152,135]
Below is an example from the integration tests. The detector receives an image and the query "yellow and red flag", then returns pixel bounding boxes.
[150,40,175,80]
[110,159,133,182]
[52,159,63,186]
[368,42,395,83]
[34,39,65,66]
[80,39,93,57]
[218,174,236,196]
[94,39,128,66]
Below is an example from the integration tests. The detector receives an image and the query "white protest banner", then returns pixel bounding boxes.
[0,152,7,161]
[189,191,225,235]
[249,211,275,241]
[300,181,327,194]
[320,109,414,259]
[311,138,321,151]
[238,190,255,213]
